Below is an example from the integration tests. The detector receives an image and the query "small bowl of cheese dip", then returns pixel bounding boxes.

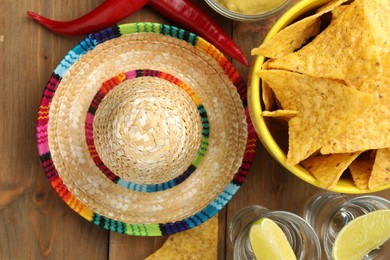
[205,0,294,21]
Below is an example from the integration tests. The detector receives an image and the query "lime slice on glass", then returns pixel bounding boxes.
[249,217,296,260]
[332,209,390,260]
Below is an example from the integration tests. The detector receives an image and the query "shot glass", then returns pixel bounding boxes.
[229,205,322,260]
[303,192,390,260]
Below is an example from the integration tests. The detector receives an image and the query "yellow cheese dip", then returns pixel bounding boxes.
[217,0,287,15]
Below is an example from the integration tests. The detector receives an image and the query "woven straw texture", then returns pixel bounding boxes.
[37,23,257,236]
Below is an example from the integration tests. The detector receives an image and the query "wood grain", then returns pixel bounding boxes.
[0,0,109,259]
[0,1,389,260]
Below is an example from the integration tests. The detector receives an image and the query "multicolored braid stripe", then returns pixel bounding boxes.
[36,22,257,236]
[85,69,210,192]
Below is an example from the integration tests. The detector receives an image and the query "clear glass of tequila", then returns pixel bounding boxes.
[230,205,322,260]
[303,192,390,259]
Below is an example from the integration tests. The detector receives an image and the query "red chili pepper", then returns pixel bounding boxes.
[27,0,149,36]
[149,0,248,66]
[27,0,248,66]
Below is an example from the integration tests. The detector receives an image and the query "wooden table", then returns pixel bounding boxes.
[1,0,389,259]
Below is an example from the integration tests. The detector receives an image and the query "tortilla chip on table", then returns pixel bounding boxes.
[146,215,218,260]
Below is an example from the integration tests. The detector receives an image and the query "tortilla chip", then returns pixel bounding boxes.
[145,215,218,260]
[316,0,349,15]
[365,0,390,55]
[267,0,383,87]
[252,0,349,59]
[260,60,276,110]
[261,59,272,70]
[262,110,299,121]
[330,5,349,20]
[258,69,372,166]
[369,148,390,190]
[262,81,275,111]
[251,17,321,58]
[321,53,390,154]
[349,153,375,190]
[302,152,361,189]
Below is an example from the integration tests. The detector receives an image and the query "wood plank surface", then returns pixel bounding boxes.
[0,1,389,260]
[0,1,110,259]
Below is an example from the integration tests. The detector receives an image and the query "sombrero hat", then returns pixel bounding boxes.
[36,23,257,236]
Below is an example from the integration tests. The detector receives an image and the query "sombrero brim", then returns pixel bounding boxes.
[36,23,257,236]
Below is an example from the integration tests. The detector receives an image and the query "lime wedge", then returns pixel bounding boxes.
[332,209,390,260]
[249,217,296,260]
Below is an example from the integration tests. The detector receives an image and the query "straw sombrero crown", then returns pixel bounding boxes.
[37,23,256,236]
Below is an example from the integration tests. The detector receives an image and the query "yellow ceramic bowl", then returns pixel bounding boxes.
[248,0,390,194]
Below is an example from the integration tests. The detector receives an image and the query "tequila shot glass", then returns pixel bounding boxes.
[303,192,390,259]
[230,205,321,260]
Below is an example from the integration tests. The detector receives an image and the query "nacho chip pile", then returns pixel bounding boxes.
[253,0,390,190]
